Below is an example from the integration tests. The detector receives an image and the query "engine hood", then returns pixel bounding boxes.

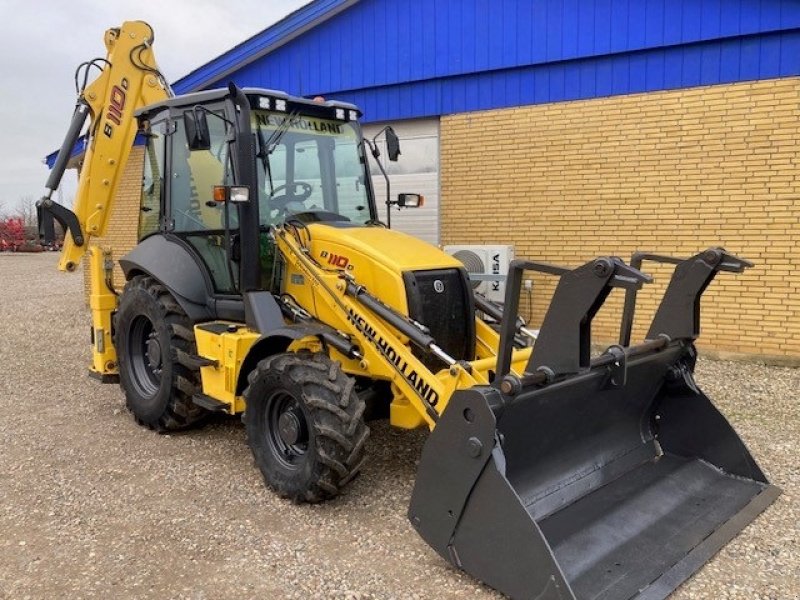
[306,223,463,272]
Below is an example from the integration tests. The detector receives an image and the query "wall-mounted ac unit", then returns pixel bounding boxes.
[444,245,514,303]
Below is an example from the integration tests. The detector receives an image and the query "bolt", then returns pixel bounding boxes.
[704,249,721,265]
[593,258,611,277]
[466,437,482,458]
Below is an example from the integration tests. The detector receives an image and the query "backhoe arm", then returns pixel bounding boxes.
[39,21,170,271]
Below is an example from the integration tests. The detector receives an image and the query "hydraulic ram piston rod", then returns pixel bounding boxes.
[344,281,456,367]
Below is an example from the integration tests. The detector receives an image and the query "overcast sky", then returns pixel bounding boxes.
[0,0,307,214]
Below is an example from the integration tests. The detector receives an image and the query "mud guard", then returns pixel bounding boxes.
[119,234,213,322]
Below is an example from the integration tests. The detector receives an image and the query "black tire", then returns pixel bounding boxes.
[115,274,207,431]
[244,352,369,503]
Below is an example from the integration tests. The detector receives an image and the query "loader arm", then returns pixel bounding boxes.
[273,223,533,428]
[39,20,171,272]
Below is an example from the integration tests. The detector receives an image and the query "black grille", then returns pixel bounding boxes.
[403,268,475,371]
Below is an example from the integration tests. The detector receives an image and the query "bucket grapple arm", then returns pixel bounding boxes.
[410,248,780,600]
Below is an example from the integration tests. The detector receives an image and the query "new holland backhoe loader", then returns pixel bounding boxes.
[39,21,780,600]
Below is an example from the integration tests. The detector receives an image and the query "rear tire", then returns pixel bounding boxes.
[115,275,207,431]
[244,352,369,503]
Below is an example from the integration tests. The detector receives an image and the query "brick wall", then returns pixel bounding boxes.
[441,78,800,363]
[82,146,145,297]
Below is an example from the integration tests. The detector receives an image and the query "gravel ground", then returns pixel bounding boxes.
[1,252,797,599]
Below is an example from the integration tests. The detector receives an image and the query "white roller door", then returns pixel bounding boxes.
[363,118,440,245]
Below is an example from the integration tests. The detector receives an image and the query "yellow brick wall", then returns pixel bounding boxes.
[440,77,800,362]
[82,146,145,297]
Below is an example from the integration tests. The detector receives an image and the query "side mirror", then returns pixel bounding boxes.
[397,193,424,208]
[385,126,401,162]
[184,108,211,151]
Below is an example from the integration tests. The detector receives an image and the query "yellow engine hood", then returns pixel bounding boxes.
[307,223,463,272]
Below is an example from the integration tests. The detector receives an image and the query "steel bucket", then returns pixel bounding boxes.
[409,250,780,600]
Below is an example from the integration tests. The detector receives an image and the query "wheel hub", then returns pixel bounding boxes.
[278,409,303,446]
[146,332,162,370]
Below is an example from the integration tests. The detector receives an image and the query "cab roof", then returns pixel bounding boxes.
[136,87,361,120]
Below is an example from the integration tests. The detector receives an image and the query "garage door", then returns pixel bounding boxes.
[362,118,439,245]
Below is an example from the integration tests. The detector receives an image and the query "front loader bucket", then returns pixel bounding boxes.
[409,250,780,600]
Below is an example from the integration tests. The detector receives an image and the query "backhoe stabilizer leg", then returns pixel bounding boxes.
[87,247,119,382]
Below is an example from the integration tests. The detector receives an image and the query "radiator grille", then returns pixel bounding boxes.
[403,268,475,371]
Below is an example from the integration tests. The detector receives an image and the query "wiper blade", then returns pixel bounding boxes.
[257,111,299,197]
[256,122,274,195]
[265,111,298,154]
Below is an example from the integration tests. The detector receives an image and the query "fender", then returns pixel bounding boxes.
[119,234,212,322]
[235,323,350,395]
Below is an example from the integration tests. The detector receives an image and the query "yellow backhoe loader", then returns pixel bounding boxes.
[39,21,780,600]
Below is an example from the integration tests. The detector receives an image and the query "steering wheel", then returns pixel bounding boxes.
[269,181,314,213]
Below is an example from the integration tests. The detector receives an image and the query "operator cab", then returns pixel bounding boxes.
[136,88,378,295]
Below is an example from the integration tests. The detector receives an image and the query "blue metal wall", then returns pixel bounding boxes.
[174,0,800,123]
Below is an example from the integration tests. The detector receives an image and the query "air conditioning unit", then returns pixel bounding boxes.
[444,245,514,303]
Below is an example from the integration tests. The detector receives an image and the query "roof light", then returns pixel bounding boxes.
[335,108,345,120]
[275,99,287,112]
[258,96,271,110]
[348,110,358,121]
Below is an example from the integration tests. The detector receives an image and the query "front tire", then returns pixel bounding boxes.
[115,275,207,431]
[244,352,369,503]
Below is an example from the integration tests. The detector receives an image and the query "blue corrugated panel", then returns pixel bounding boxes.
[170,0,800,122]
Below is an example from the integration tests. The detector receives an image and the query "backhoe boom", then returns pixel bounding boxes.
[39,20,170,272]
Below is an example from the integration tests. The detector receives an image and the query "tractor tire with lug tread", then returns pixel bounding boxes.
[115,274,207,431]
[244,352,369,503]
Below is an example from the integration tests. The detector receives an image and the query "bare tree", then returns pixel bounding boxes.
[15,195,39,241]
[16,195,37,227]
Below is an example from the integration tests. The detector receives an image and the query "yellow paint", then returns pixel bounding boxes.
[194,323,260,414]
[87,247,118,377]
[274,222,532,430]
[389,394,425,429]
[59,21,170,272]
[51,21,169,376]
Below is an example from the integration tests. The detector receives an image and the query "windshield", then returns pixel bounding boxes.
[253,111,372,226]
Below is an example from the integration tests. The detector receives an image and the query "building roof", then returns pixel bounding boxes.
[49,0,800,167]
[171,0,800,124]
[173,0,358,95]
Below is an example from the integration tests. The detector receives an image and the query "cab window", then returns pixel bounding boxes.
[168,111,238,294]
